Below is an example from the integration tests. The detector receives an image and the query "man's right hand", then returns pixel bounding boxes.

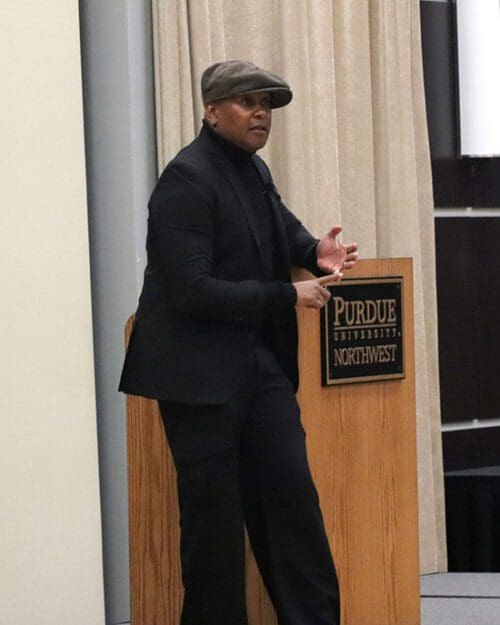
[293,279,332,309]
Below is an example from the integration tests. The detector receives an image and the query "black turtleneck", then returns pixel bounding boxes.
[205,121,274,279]
[203,121,297,326]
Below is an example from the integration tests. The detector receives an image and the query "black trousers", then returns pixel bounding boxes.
[159,344,340,625]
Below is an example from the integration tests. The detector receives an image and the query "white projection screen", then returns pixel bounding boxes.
[456,0,500,157]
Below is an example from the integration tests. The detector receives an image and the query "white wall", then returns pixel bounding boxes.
[0,3,105,624]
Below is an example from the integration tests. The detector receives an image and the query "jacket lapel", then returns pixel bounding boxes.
[205,141,266,264]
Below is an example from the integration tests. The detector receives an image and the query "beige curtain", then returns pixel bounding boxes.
[152,0,446,574]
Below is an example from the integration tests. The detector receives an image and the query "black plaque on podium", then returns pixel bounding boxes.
[321,277,404,386]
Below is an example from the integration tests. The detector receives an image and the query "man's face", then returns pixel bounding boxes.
[205,91,273,153]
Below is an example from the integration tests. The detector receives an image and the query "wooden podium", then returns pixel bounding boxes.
[126,258,420,625]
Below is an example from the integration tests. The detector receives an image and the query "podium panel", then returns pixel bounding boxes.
[126,258,420,625]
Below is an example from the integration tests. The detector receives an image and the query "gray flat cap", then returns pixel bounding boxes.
[201,60,293,109]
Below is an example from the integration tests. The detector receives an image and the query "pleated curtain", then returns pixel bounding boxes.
[151,0,446,574]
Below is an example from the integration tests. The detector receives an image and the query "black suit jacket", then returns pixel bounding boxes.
[119,126,322,404]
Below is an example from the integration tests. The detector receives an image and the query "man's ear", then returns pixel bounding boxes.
[204,103,218,127]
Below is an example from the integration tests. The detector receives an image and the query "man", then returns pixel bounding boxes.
[120,60,358,625]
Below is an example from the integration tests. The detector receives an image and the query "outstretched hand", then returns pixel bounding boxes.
[293,226,359,309]
[316,226,359,276]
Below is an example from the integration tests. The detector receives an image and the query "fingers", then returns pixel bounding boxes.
[325,227,357,254]
[318,251,358,275]
[293,280,332,309]
[328,225,342,239]
[317,252,358,276]
[343,247,359,269]
[317,272,343,286]
[313,284,331,308]
[312,283,331,304]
